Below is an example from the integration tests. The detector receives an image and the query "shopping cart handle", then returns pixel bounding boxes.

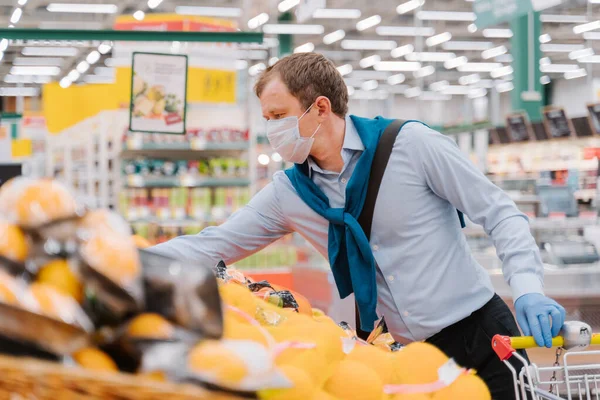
[493,332,600,360]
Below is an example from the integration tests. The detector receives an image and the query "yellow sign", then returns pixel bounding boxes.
[189,68,236,104]
[11,139,32,158]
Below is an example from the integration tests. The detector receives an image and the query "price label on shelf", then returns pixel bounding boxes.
[127,175,144,187]
[191,138,208,150]
[126,134,144,150]
[180,175,197,187]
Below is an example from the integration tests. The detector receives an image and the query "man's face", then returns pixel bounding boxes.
[259,77,318,139]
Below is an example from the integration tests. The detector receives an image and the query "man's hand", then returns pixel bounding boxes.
[515,293,566,348]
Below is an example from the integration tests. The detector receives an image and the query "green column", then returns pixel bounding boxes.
[510,12,545,121]
[278,12,293,58]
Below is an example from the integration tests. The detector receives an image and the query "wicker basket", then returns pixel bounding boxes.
[0,355,249,400]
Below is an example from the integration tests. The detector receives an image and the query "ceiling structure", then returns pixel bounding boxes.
[0,0,599,100]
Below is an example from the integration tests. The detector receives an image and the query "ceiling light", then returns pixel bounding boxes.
[234,60,248,70]
[268,57,279,66]
[377,26,435,36]
[540,64,579,73]
[396,0,425,14]
[420,91,452,101]
[490,65,513,78]
[0,39,7,52]
[359,55,381,68]
[457,62,503,72]
[174,6,241,17]
[574,20,600,34]
[482,45,508,60]
[4,75,51,84]
[248,13,269,29]
[350,71,390,80]
[0,87,40,97]
[429,80,449,92]
[387,73,406,85]
[361,80,379,91]
[337,64,353,76]
[442,41,494,51]
[417,10,476,21]
[313,9,361,19]
[467,24,478,33]
[405,52,456,62]
[10,66,61,76]
[443,85,471,95]
[356,15,381,31]
[262,24,324,35]
[426,32,452,47]
[341,40,397,50]
[46,3,118,13]
[248,63,266,76]
[319,50,362,60]
[579,55,600,63]
[10,8,22,24]
[294,42,314,53]
[391,44,415,58]
[323,30,345,45]
[541,43,585,52]
[374,61,422,71]
[75,61,89,74]
[540,15,588,24]
[13,57,63,66]
[569,48,594,60]
[147,0,163,9]
[540,57,551,65]
[405,87,422,98]
[22,46,79,57]
[468,88,487,99]
[564,68,587,79]
[86,50,101,65]
[17,0,27,5]
[444,56,468,69]
[133,10,145,20]
[539,34,552,43]
[482,29,513,38]
[98,42,112,54]
[347,86,355,96]
[459,73,480,85]
[540,75,551,85]
[414,65,435,78]
[474,79,495,88]
[278,0,299,12]
[583,32,600,40]
[496,54,514,63]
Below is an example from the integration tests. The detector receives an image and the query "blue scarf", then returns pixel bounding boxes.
[285,115,465,331]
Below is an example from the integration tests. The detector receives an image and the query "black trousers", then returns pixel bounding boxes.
[426,294,529,400]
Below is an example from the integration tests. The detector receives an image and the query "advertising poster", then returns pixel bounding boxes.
[129,52,188,135]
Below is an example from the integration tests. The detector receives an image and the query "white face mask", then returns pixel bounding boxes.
[266,104,322,164]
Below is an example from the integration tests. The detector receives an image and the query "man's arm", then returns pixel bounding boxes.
[405,123,565,346]
[148,181,292,267]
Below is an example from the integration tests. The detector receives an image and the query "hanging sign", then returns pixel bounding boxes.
[542,106,575,140]
[587,103,600,136]
[506,112,534,143]
[129,52,188,135]
[473,0,533,29]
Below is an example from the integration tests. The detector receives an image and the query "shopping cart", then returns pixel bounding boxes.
[492,321,600,400]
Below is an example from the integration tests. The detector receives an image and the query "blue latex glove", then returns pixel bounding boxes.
[515,293,566,348]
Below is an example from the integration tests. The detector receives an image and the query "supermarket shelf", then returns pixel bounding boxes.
[463,217,599,236]
[121,142,250,160]
[125,175,250,188]
[128,218,210,226]
[488,159,599,175]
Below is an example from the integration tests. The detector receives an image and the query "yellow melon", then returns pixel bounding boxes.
[324,360,384,400]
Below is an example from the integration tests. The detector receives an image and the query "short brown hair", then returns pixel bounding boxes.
[254,52,349,118]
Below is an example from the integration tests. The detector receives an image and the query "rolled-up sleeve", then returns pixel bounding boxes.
[148,181,292,267]
[404,123,544,300]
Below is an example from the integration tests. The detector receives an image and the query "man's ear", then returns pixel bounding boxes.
[315,96,332,119]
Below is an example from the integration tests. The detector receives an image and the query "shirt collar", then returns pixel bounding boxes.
[307,115,364,175]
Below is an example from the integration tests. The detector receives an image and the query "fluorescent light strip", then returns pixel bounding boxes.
[374,61,422,72]
[10,8,22,24]
[573,20,600,34]
[278,0,299,13]
[405,52,456,62]
[17,0,27,5]
[541,43,585,52]
[356,15,381,31]
[174,6,241,17]
[540,15,588,24]
[429,80,449,92]
[359,55,381,68]
[323,30,345,45]
[474,79,495,89]
[337,64,353,76]
[459,74,480,85]
[564,68,587,80]
[86,50,101,65]
[579,55,600,63]
[10,66,61,76]
[397,0,424,14]
[443,85,471,95]
[540,75,551,85]
[426,32,452,47]
[482,29,513,38]
[4,75,51,84]
[248,13,269,29]
[442,41,494,51]
[539,34,552,43]
[496,81,514,93]
[98,42,112,54]
[414,65,435,78]
[60,77,71,88]
[569,48,594,60]
[583,32,600,40]
[468,24,478,33]
[496,54,514,63]
[540,64,579,73]
[248,63,266,76]
[387,73,406,85]
[0,39,7,52]
[416,10,476,21]
[468,88,487,99]
[46,3,118,13]
[444,56,468,69]
[490,65,513,78]
[361,80,379,91]
[540,57,551,66]
[391,44,415,58]
[421,91,452,101]
[313,9,361,19]
[12,57,64,66]
[262,24,324,35]
[268,57,278,66]
[341,39,397,50]
[133,10,145,21]
[404,87,422,98]
[350,71,390,80]
[147,0,163,9]
[0,87,40,97]
[482,45,508,60]
[457,62,503,72]
[294,42,314,53]
[376,26,435,37]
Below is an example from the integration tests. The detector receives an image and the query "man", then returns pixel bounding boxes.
[150,52,565,399]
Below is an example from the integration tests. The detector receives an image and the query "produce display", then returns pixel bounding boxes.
[0,177,492,399]
[122,157,249,180]
[123,128,249,148]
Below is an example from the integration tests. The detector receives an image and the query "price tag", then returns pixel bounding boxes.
[437,359,463,386]
[180,175,197,187]
[126,134,143,150]
[127,175,144,187]
[191,138,207,150]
